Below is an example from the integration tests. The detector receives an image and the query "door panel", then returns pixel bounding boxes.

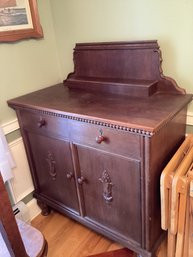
[76,145,142,244]
[27,132,79,213]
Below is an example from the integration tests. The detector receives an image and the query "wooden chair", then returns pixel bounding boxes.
[0,172,48,257]
[189,180,193,256]
[160,134,193,231]
[170,153,193,257]
[160,135,193,257]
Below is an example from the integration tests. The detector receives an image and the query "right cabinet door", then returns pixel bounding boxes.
[76,145,142,245]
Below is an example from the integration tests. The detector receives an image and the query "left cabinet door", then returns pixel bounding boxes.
[26,132,80,214]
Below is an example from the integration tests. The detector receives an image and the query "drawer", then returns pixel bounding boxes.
[19,110,70,139]
[70,120,141,159]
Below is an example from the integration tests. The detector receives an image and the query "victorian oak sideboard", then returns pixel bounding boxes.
[8,41,192,257]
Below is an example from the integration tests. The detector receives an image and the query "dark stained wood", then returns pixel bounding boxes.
[64,41,185,96]
[37,199,51,216]
[27,133,80,215]
[77,145,142,244]
[70,120,141,159]
[7,84,192,134]
[7,41,192,257]
[19,109,70,139]
[65,77,158,97]
[145,107,188,251]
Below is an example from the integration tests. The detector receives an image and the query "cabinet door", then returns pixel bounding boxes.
[76,145,142,245]
[27,132,79,214]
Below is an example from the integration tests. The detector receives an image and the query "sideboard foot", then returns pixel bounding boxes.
[37,200,51,216]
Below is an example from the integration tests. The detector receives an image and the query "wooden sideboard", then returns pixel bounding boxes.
[8,41,192,257]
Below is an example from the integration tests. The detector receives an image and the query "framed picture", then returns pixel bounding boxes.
[0,0,43,42]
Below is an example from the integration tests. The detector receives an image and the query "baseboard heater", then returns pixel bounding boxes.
[12,201,30,224]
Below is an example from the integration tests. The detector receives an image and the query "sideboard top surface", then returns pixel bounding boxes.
[8,83,192,134]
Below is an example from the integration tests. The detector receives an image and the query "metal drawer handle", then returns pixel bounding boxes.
[38,118,46,128]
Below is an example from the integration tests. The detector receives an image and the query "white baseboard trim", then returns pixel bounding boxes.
[9,137,34,204]
[27,198,41,221]
[2,119,19,135]
[187,111,193,126]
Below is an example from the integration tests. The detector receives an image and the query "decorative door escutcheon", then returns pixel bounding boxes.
[99,170,113,203]
[46,152,56,180]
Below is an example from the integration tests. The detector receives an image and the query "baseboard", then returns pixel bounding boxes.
[186,111,193,126]
[8,137,34,204]
[26,198,41,221]
[2,119,19,135]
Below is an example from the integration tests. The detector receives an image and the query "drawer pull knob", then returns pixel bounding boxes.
[66,172,73,179]
[96,128,105,144]
[77,176,85,185]
[96,135,105,144]
[38,118,46,128]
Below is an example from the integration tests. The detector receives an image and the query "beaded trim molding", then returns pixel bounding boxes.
[20,107,185,137]
[22,108,154,137]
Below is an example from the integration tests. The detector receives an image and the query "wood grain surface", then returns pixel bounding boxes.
[31,211,167,257]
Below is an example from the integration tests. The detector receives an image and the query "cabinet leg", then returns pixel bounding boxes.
[37,200,51,216]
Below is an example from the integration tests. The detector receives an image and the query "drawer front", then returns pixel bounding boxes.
[19,110,70,139]
[70,120,141,159]
[19,110,141,159]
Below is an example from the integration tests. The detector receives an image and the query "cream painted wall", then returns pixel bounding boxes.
[0,0,62,125]
[50,0,193,112]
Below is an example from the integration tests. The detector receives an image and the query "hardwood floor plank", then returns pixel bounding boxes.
[90,238,116,255]
[31,211,166,257]
[70,231,104,257]
[107,242,123,252]
[51,228,89,256]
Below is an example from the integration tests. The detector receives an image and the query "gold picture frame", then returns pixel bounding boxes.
[0,0,43,42]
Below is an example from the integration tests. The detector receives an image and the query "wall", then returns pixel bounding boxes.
[0,0,62,126]
[50,0,193,116]
[2,0,193,124]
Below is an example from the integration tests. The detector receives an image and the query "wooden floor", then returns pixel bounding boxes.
[31,211,167,257]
